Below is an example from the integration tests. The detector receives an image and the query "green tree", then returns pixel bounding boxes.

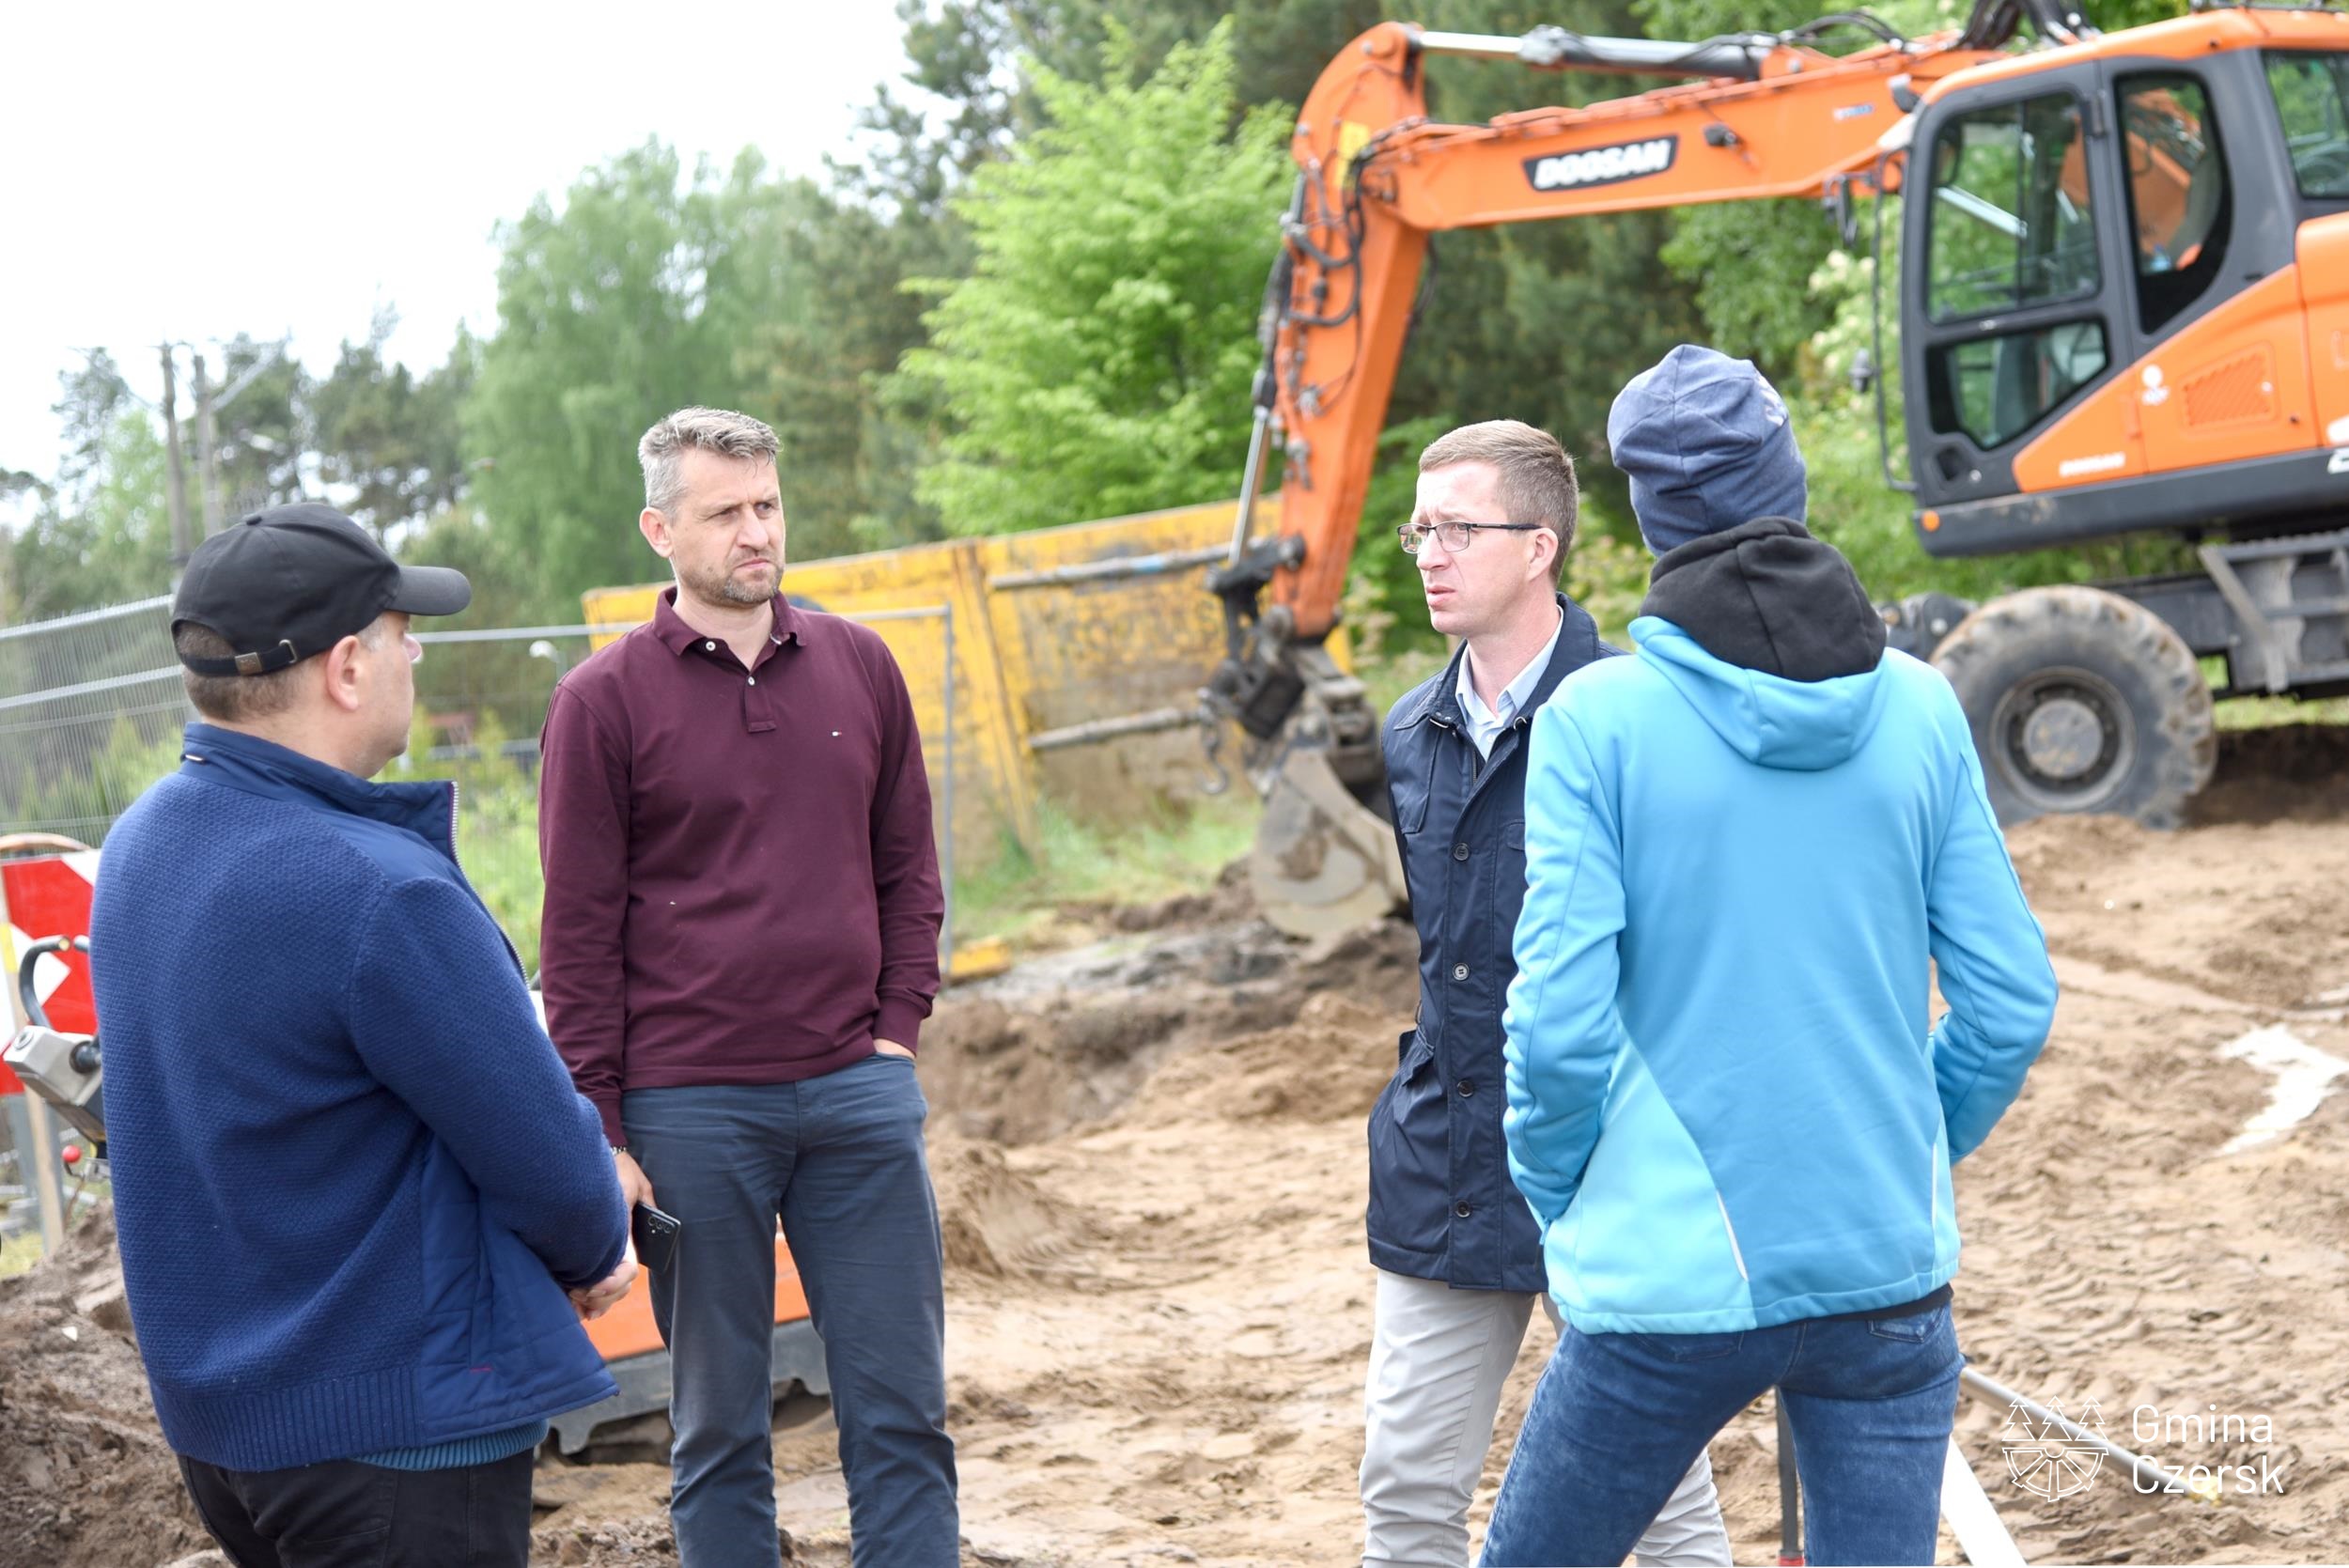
[894,21,1292,534]
[885,0,1386,150]
[311,314,477,538]
[208,334,311,517]
[1,411,175,621]
[469,144,767,611]
[743,186,952,551]
[465,143,920,611]
[48,351,137,499]
[398,506,542,632]
[1637,0,1859,380]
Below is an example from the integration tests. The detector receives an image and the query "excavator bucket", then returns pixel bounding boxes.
[1250,747,1408,938]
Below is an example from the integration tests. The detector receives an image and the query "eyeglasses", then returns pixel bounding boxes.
[1397,520,1550,555]
[402,632,424,666]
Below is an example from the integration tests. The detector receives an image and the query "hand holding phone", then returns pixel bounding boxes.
[631,1202,682,1276]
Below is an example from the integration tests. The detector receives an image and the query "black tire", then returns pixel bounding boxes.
[1931,585,2216,829]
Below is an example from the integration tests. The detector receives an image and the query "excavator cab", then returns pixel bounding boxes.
[1884,18,2349,829]
[1215,5,2349,926]
[1899,22,2345,552]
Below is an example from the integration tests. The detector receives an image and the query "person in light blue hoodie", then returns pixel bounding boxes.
[1478,346,2059,1567]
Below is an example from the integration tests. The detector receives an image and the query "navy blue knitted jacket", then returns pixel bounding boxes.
[89,723,627,1470]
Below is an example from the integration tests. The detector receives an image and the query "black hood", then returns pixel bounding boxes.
[1638,516,1886,682]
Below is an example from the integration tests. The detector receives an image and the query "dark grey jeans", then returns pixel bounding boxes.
[178,1448,534,1567]
[623,1058,957,1568]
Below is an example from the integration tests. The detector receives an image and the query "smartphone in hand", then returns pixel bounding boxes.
[631,1203,681,1275]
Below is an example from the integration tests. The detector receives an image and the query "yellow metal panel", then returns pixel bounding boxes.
[944,543,1038,850]
[578,494,1350,865]
[581,551,1017,862]
[978,499,1268,746]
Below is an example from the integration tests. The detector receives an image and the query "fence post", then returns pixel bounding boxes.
[945,544,1038,853]
[0,873,67,1255]
[940,605,957,968]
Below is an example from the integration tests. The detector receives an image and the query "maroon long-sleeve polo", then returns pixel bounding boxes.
[537,588,943,1143]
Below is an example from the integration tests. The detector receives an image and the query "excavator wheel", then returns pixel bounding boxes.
[1931,585,2216,830]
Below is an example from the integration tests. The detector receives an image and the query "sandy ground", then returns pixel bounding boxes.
[7,727,2349,1567]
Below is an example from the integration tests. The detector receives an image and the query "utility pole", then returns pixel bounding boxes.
[159,344,193,566]
[194,351,223,537]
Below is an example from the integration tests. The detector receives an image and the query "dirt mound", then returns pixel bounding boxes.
[1061,857,1260,935]
[0,1204,210,1568]
[2011,802,2349,1010]
[921,913,1418,1145]
[1118,990,1408,1128]
[2190,723,2349,827]
[533,1514,682,1566]
[929,1131,1105,1281]
[531,1514,886,1567]
[2003,811,2153,891]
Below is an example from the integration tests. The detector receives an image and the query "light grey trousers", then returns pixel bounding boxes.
[1361,1269,1733,1568]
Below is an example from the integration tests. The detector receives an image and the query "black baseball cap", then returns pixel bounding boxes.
[173,503,472,676]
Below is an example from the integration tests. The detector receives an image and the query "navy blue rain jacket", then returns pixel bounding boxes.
[1367,594,1617,1292]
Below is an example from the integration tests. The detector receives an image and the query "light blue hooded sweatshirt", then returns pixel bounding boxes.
[1502,521,2057,1334]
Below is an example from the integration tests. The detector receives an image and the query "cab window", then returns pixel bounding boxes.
[2118,74,2230,334]
[1922,92,2108,448]
[1926,93,2101,322]
[1925,322,2110,452]
[2265,51,2349,197]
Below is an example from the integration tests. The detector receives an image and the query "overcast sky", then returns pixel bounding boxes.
[1,1,914,491]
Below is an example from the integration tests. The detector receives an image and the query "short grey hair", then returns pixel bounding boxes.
[639,407,781,515]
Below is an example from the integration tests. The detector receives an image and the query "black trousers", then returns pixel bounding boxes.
[177,1447,535,1568]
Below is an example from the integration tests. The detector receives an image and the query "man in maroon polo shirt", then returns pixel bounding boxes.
[537,406,957,1568]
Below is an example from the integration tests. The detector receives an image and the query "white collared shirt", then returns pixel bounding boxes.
[1455,608,1564,760]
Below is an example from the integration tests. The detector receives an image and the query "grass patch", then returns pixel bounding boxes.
[2216,693,2349,730]
[0,1175,106,1279]
[951,792,1261,950]
[2198,657,2349,730]
[0,1229,40,1280]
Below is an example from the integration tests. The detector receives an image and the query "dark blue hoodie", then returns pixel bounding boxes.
[90,724,626,1470]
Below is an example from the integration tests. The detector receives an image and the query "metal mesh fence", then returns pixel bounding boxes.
[0,603,959,955]
[407,624,618,765]
[0,597,186,844]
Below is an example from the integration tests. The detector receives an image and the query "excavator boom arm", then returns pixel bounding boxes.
[1214,1,2101,938]
[1262,19,2005,637]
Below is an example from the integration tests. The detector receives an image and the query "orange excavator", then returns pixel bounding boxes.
[1208,0,2349,934]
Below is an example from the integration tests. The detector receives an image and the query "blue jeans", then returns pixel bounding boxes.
[623,1059,958,1568]
[1480,1306,1962,1567]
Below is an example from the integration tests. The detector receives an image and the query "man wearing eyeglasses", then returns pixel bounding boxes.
[1361,423,1728,1567]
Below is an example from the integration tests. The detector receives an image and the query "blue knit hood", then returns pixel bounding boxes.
[1609,344,1809,554]
[1632,619,1891,770]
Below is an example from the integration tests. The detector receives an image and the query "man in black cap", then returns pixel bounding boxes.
[88,504,636,1567]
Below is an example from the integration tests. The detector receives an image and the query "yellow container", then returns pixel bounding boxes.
[583,495,1345,865]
